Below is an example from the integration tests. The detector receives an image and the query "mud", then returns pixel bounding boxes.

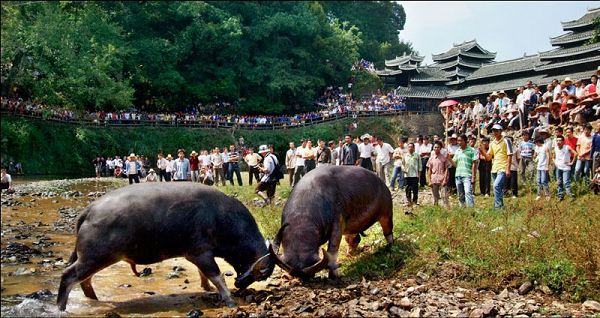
[1,178,597,317]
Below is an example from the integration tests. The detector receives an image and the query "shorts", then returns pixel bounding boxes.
[255,181,276,198]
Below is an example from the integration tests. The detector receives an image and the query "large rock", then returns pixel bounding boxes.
[582,300,600,312]
[518,282,533,295]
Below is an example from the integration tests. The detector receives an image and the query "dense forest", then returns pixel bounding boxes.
[1,1,412,113]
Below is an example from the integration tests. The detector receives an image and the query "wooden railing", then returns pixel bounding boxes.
[0,104,438,130]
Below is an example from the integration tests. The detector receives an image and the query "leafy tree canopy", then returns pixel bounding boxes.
[1,1,409,113]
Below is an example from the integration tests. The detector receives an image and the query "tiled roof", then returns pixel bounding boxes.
[432,40,496,61]
[539,42,600,59]
[375,69,403,76]
[400,64,419,71]
[410,68,450,82]
[465,55,539,81]
[385,53,425,67]
[433,57,483,70]
[447,69,597,98]
[561,7,600,30]
[534,55,600,71]
[550,30,594,46]
[395,86,449,99]
[447,75,547,98]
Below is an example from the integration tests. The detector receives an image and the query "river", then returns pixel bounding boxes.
[0,178,267,317]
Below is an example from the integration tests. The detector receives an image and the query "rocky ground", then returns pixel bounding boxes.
[1,178,599,317]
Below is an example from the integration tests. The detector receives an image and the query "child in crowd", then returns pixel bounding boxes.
[534,138,550,200]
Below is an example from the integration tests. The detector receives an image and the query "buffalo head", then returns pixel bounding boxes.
[268,241,329,280]
[234,243,276,289]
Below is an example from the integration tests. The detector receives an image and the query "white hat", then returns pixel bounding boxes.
[492,124,504,130]
[361,133,372,140]
[258,145,269,154]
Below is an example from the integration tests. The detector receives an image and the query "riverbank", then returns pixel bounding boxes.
[1,177,599,317]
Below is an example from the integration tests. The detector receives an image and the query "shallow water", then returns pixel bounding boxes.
[1,178,267,317]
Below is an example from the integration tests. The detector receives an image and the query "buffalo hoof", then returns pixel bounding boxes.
[225,298,236,308]
[328,269,340,280]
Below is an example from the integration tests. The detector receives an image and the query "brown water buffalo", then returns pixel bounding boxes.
[270,165,393,279]
[57,183,274,311]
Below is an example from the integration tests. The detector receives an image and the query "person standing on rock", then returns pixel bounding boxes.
[402,143,421,207]
[125,153,141,184]
[449,135,478,208]
[427,141,449,207]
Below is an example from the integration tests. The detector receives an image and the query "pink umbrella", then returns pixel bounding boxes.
[438,99,459,108]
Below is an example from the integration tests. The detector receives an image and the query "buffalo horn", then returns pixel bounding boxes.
[301,248,329,276]
[268,240,292,273]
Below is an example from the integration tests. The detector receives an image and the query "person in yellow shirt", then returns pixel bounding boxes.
[479,124,513,208]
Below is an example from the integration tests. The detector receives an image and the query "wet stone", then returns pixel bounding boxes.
[187,309,204,318]
[140,267,153,277]
[104,311,122,318]
[25,289,53,299]
[519,282,534,295]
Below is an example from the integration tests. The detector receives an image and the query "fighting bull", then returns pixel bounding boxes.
[270,165,393,279]
[57,183,274,311]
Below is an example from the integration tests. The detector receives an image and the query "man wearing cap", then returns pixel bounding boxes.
[358,134,375,171]
[173,149,191,182]
[255,145,279,203]
[493,91,510,115]
[189,151,200,182]
[285,142,297,186]
[479,124,514,209]
[256,145,278,204]
[125,153,141,184]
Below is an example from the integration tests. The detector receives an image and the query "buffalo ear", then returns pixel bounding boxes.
[268,240,292,273]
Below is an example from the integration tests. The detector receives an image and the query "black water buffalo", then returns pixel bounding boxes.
[271,165,393,279]
[57,183,274,311]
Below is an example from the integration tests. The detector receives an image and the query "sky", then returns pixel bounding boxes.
[398,1,599,65]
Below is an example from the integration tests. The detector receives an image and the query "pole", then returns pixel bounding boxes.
[445,105,450,147]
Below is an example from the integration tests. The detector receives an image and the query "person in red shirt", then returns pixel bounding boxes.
[189,151,200,182]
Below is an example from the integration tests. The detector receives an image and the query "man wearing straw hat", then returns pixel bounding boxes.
[125,153,141,184]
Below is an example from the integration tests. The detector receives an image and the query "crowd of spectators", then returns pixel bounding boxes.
[0,87,411,128]
[443,74,600,140]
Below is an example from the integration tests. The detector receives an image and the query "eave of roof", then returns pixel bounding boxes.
[534,55,600,71]
[539,42,600,59]
[561,8,600,30]
[549,30,594,46]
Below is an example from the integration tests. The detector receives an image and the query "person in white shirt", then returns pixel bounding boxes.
[533,138,551,200]
[293,140,306,186]
[419,136,433,187]
[1,168,13,192]
[375,136,395,186]
[390,137,408,190]
[553,135,577,201]
[210,147,226,186]
[285,142,296,186]
[358,134,375,171]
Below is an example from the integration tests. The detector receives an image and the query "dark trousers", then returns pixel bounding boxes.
[223,162,230,180]
[287,168,295,186]
[293,166,305,186]
[405,177,419,204]
[128,173,140,184]
[159,169,171,182]
[249,166,260,185]
[304,160,316,174]
[478,160,492,195]
[448,167,456,195]
[506,170,518,196]
[420,158,429,187]
[228,163,243,186]
[359,158,373,171]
